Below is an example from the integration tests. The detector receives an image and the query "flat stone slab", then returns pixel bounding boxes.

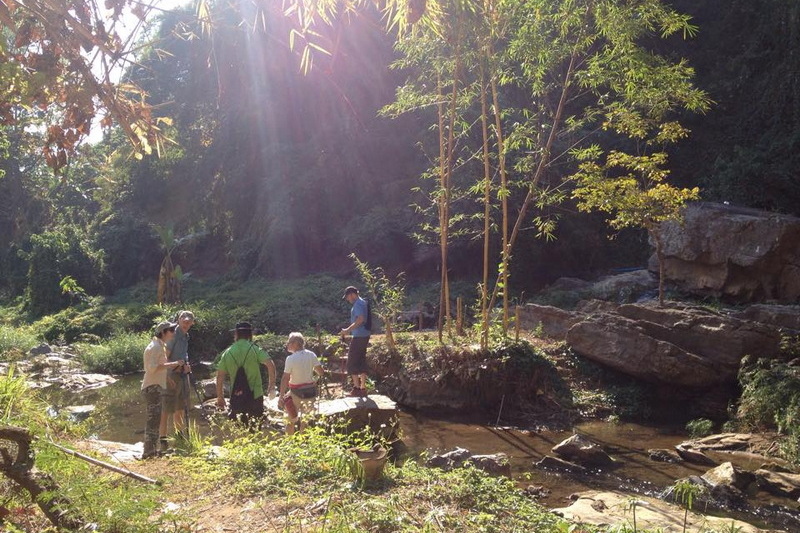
[553,490,784,533]
[267,394,399,438]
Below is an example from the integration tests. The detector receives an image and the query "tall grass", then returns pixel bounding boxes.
[0,324,38,360]
[78,332,152,374]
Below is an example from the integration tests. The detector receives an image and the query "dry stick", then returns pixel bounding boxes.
[495,394,506,426]
[488,52,578,312]
[49,441,161,485]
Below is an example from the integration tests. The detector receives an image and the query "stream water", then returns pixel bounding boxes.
[46,374,800,531]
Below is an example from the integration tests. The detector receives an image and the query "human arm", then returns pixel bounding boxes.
[263,359,277,399]
[216,370,227,409]
[340,311,365,336]
[279,372,291,398]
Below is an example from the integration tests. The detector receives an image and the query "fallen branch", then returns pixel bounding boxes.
[49,441,161,485]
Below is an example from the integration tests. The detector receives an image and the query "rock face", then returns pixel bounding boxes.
[652,202,800,303]
[552,434,616,468]
[736,304,800,331]
[566,302,781,388]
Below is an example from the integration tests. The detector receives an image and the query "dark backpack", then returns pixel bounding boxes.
[228,345,258,418]
[365,299,373,332]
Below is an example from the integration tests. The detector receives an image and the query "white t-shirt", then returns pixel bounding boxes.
[284,348,320,385]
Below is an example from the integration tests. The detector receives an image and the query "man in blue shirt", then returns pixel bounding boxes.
[341,286,371,397]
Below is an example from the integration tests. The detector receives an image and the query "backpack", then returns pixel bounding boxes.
[365,299,373,332]
[228,344,257,418]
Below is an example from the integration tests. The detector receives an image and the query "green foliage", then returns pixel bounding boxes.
[79,332,153,375]
[350,253,407,347]
[735,358,800,463]
[20,226,106,317]
[686,418,715,438]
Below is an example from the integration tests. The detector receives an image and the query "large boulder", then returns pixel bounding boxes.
[754,469,800,499]
[517,304,581,339]
[566,302,781,388]
[702,462,757,493]
[652,202,800,303]
[552,434,617,468]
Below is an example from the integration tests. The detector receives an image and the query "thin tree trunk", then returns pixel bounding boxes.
[489,61,509,336]
[488,51,578,311]
[479,57,492,349]
[436,73,447,343]
[650,225,666,307]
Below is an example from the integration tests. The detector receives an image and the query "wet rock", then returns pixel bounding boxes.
[552,434,616,468]
[681,433,781,456]
[556,490,773,533]
[29,343,52,356]
[702,462,757,493]
[652,202,800,303]
[517,304,581,339]
[566,302,781,388]
[674,444,717,466]
[525,485,550,499]
[425,448,473,469]
[534,455,588,475]
[466,453,512,477]
[61,405,96,423]
[648,448,683,463]
[663,475,747,511]
[755,469,800,499]
[59,373,117,392]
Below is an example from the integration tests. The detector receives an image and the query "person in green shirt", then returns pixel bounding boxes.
[215,322,276,424]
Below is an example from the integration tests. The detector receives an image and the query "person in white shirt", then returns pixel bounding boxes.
[279,332,323,435]
[141,321,184,459]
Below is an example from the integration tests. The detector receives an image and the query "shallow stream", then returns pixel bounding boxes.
[46,374,800,531]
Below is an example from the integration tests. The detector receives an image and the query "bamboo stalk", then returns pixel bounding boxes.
[479,55,492,350]
[515,305,520,342]
[456,297,463,336]
[49,442,161,485]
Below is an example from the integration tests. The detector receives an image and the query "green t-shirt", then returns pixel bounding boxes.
[217,339,271,399]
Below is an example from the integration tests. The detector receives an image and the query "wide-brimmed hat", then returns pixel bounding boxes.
[230,321,255,332]
[342,286,359,299]
[155,321,177,335]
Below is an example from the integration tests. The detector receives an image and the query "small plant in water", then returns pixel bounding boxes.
[671,479,705,533]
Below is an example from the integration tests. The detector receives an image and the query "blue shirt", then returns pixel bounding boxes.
[350,297,370,337]
[167,327,189,362]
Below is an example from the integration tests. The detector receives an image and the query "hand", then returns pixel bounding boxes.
[182,362,191,374]
[277,396,285,410]
[216,396,225,410]
[268,388,277,400]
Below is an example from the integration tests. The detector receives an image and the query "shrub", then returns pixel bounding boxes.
[686,418,715,438]
[736,358,800,463]
[79,332,152,374]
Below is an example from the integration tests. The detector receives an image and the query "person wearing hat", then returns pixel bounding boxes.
[340,286,371,397]
[141,321,185,459]
[160,310,195,439]
[215,322,276,425]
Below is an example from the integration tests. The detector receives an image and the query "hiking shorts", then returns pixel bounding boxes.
[346,336,370,375]
[161,372,189,414]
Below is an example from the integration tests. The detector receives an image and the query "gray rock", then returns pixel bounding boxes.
[466,453,512,477]
[535,455,588,475]
[62,405,96,423]
[651,202,800,303]
[426,448,472,469]
[552,434,616,468]
[736,304,800,331]
[590,270,657,302]
[29,343,52,356]
[674,444,717,466]
[702,462,757,493]
[518,304,581,339]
